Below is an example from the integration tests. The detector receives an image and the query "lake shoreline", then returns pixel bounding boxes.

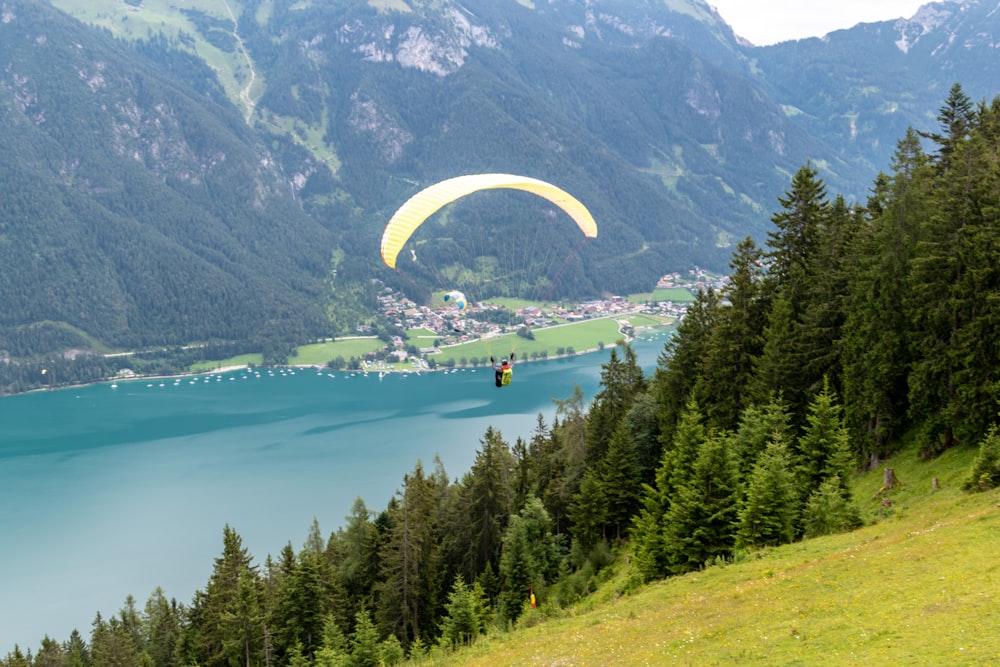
[22,319,672,397]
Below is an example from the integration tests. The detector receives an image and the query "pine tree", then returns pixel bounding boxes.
[750,293,799,410]
[919,82,975,171]
[143,588,182,667]
[542,386,588,533]
[585,344,646,464]
[695,237,766,431]
[497,515,536,624]
[567,468,606,550]
[90,612,142,667]
[730,396,792,478]
[375,461,443,645]
[842,129,926,466]
[597,421,642,540]
[963,426,1000,492]
[735,438,797,550]
[802,477,862,538]
[796,195,861,398]
[347,609,380,667]
[313,614,348,667]
[650,288,721,447]
[907,97,1000,452]
[34,637,68,667]
[516,495,558,587]
[464,427,516,578]
[63,630,91,667]
[766,163,829,298]
[752,163,831,418]
[632,399,710,580]
[439,578,482,647]
[663,433,740,574]
[189,525,263,667]
[795,378,855,504]
[332,498,379,631]
[621,392,662,485]
[274,549,326,660]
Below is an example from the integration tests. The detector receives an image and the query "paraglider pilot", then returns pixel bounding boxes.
[491,355,514,388]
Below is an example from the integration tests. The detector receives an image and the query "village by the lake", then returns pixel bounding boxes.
[333,268,721,373]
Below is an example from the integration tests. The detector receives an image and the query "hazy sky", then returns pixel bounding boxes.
[709,1,931,46]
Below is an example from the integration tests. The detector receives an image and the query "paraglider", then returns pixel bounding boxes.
[442,290,467,310]
[491,355,514,388]
[380,174,598,385]
[380,173,598,269]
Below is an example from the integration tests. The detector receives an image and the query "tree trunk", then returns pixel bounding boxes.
[873,467,902,498]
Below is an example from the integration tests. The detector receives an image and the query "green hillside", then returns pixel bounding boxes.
[430,441,1000,666]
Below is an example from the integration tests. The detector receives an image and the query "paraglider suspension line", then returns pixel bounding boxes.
[541,237,591,303]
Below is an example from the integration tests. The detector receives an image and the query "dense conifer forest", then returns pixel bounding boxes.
[4,85,1000,666]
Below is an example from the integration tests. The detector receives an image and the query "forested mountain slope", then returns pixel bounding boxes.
[0,0,333,357]
[3,0,1000,381]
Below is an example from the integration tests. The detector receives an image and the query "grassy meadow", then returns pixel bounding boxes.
[421,439,1000,666]
[628,287,698,304]
[290,338,387,366]
[186,313,674,373]
[429,314,673,366]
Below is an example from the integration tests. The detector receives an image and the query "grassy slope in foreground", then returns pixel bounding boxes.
[433,441,1000,666]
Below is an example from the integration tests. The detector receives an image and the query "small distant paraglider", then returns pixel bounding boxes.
[443,290,467,310]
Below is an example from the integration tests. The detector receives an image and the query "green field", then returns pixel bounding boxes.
[187,314,674,374]
[189,353,263,372]
[290,338,386,366]
[187,338,385,372]
[429,314,672,366]
[628,287,697,303]
[426,440,1000,666]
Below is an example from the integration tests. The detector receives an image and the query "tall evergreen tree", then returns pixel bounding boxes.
[753,164,831,418]
[650,288,721,448]
[908,97,1000,452]
[765,163,829,300]
[331,498,380,632]
[735,438,797,550]
[729,396,792,478]
[34,637,69,667]
[695,237,766,431]
[376,461,443,645]
[496,514,535,624]
[63,630,91,667]
[90,612,142,667]
[188,525,264,667]
[585,344,646,464]
[567,468,606,550]
[662,433,740,574]
[795,379,856,507]
[919,82,975,171]
[842,129,926,466]
[796,195,861,399]
[144,588,182,667]
[274,550,326,660]
[463,427,516,578]
[621,392,662,486]
[632,399,709,580]
[542,386,588,534]
[597,421,643,540]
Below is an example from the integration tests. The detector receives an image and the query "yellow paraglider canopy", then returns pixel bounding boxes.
[380,174,598,269]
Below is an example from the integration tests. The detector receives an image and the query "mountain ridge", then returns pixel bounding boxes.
[2,0,998,366]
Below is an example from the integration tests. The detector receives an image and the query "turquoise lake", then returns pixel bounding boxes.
[0,331,672,651]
